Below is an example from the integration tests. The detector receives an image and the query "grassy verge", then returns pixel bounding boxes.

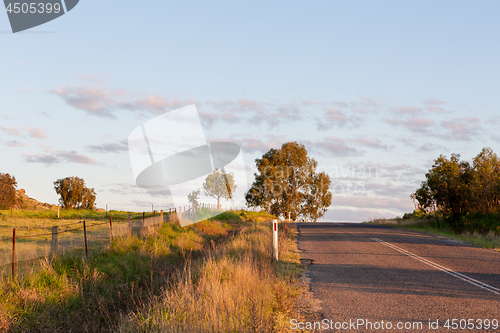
[368,218,500,251]
[0,211,305,332]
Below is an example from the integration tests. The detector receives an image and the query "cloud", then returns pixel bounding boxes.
[205,98,302,126]
[423,98,447,105]
[0,126,22,136]
[22,126,48,139]
[332,101,349,107]
[216,133,286,153]
[24,150,100,165]
[425,106,449,113]
[437,117,481,141]
[351,137,389,150]
[6,140,27,147]
[0,126,48,139]
[385,117,434,133]
[87,140,128,153]
[23,153,60,165]
[417,142,447,152]
[350,97,386,114]
[49,79,199,118]
[391,106,422,117]
[315,107,362,130]
[306,137,360,157]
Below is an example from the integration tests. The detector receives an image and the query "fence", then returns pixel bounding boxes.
[0,204,247,278]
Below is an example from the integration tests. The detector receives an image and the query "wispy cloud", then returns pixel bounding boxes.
[306,137,360,157]
[437,117,482,141]
[423,98,447,105]
[391,106,422,117]
[351,137,389,150]
[417,142,447,152]
[315,107,362,130]
[24,150,100,165]
[87,140,128,153]
[6,140,27,147]
[49,78,199,118]
[22,126,48,139]
[0,126,48,139]
[385,117,434,133]
[0,126,22,136]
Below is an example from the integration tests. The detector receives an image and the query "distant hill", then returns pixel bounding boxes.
[15,189,57,210]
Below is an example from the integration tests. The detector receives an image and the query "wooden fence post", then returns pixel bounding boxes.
[11,228,16,278]
[142,212,145,234]
[109,217,114,242]
[83,220,88,259]
[50,226,58,258]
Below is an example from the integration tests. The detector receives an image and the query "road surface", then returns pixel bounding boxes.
[297,223,500,332]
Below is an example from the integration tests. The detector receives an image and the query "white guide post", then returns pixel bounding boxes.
[273,219,278,260]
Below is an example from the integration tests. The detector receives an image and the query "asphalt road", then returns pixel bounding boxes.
[297,223,500,332]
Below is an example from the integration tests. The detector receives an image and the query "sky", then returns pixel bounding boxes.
[1,0,500,221]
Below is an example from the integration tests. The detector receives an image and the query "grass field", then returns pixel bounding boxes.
[0,210,306,332]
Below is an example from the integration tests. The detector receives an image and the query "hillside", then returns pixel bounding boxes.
[15,189,56,210]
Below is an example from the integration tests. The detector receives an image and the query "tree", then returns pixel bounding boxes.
[54,176,96,209]
[0,173,18,210]
[414,153,473,229]
[470,147,500,215]
[187,189,200,209]
[203,169,237,209]
[245,142,332,222]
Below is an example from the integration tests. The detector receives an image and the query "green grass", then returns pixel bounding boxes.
[0,210,306,332]
[369,217,500,251]
[0,208,157,221]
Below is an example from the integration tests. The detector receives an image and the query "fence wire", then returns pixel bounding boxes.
[1,204,247,277]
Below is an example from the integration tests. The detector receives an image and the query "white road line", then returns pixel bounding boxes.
[371,238,500,296]
[373,238,500,292]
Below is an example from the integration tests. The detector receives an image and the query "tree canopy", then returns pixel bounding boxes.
[187,189,200,209]
[414,147,500,229]
[54,176,96,210]
[245,142,332,221]
[203,169,237,209]
[0,173,18,210]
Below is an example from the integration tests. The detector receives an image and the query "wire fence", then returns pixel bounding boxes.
[0,204,246,278]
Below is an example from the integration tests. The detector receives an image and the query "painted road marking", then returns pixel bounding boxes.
[372,238,500,296]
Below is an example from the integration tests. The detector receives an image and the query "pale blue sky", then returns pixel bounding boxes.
[1,1,500,221]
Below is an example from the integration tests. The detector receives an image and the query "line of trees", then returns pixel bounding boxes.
[413,147,500,230]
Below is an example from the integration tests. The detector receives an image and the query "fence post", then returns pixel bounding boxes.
[57,205,60,218]
[50,226,58,258]
[273,220,278,261]
[83,220,88,259]
[109,217,114,242]
[11,228,16,278]
[160,210,164,223]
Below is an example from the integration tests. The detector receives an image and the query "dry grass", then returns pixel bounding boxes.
[0,212,306,332]
[117,223,301,333]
